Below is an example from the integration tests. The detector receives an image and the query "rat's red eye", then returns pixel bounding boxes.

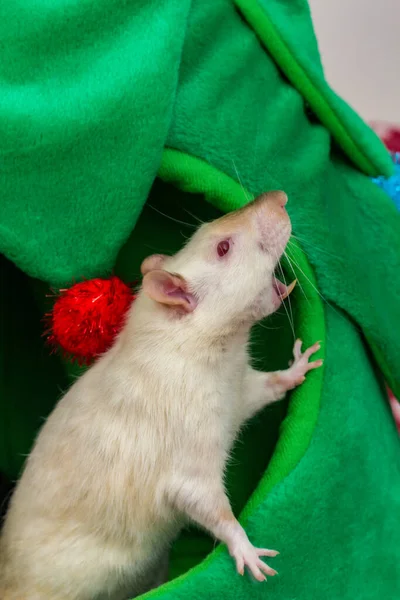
[217,240,230,257]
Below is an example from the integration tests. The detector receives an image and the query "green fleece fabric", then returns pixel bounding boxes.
[1,1,400,599]
[143,308,400,600]
[234,0,393,177]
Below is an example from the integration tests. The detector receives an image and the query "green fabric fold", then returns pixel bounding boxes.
[1,1,399,598]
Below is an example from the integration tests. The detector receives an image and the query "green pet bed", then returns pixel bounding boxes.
[1,1,400,599]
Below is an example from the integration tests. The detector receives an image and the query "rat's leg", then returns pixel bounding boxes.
[242,340,322,420]
[168,476,278,582]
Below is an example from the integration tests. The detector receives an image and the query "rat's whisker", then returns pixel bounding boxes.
[285,251,325,301]
[274,251,296,340]
[257,322,282,332]
[290,234,341,260]
[276,257,295,341]
[180,230,191,241]
[285,250,353,341]
[231,159,253,204]
[183,207,206,225]
[285,251,350,325]
[147,204,197,228]
[284,250,310,305]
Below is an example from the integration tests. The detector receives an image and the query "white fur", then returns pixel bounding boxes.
[0,193,322,599]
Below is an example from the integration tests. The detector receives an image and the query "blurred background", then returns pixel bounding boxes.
[309,0,399,123]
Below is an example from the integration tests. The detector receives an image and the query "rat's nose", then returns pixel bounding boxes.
[268,190,288,208]
[252,190,288,212]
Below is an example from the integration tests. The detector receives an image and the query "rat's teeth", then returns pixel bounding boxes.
[281,279,297,299]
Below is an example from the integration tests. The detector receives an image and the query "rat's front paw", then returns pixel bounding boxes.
[229,537,279,582]
[285,339,323,389]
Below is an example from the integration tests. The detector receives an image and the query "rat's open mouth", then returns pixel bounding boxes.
[272,276,297,304]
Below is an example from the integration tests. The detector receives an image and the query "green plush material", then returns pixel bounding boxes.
[1,1,400,599]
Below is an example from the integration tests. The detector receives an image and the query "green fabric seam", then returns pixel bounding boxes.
[136,147,326,599]
[233,0,384,178]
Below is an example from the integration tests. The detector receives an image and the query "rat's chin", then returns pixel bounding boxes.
[250,276,296,321]
[271,276,297,309]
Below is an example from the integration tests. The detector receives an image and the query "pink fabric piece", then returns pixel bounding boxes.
[370,120,400,152]
[388,391,400,433]
[369,121,400,433]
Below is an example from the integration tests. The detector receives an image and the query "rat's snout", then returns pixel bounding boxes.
[270,190,288,209]
[248,190,291,257]
[249,190,290,229]
[252,190,288,213]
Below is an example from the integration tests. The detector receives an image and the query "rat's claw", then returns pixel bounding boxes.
[257,559,278,577]
[235,554,245,576]
[309,359,324,370]
[303,342,321,360]
[249,564,266,582]
[230,539,279,582]
[293,339,303,360]
[257,549,280,557]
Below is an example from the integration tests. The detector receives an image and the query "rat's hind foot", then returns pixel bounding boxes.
[228,535,279,582]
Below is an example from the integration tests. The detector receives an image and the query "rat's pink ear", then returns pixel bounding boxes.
[140,254,168,276]
[142,270,197,312]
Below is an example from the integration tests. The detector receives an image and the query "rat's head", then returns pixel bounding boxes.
[140,191,295,332]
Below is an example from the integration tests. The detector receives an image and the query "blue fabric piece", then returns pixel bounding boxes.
[372,153,400,210]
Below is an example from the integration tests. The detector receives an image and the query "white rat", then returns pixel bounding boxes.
[0,191,322,600]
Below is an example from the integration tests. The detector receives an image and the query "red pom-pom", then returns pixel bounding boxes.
[45,276,135,364]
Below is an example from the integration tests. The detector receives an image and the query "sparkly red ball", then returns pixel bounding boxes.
[46,276,135,364]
